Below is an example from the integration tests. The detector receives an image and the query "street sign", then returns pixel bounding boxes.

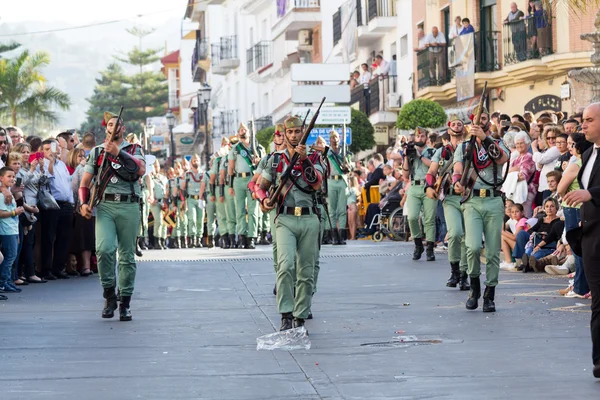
[184,155,192,162]
[291,64,350,82]
[292,85,350,104]
[292,106,351,125]
[305,127,352,146]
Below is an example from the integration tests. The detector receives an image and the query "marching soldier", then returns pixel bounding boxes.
[220,136,238,248]
[200,158,216,248]
[182,154,205,248]
[425,115,469,291]
[211,139,229,247]
[228,123,263,249]
[126,133,151,255]
[252,116,324,332]
[168,165,188,249]
[150,160,168,250]
[402,127,438,261]
[79,111,146,321]
[327,130,351,245]
[453,106,509,313]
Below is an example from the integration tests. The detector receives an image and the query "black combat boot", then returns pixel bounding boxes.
[339,229,347,245]
[446,262,460,287]
[412,238,424,260]
[153,238,161,250]
[159,238,167,250]
[119,295,132,321]
[426,242,435,261]
[482,286,496,313]
[322,230,333,245]
[144,237,153,249]
[238,235,246,249]
[458,271,470,291]
[223,233,231,249]
[174,237,181,249]
[196,236,203,248]
[135,239,143,257]
[180,237,187,249]
[102,287,118,319]
[293,318,307,334]
[332,229,342,245]
[465,276,481,310]
[258,231,268,245]
[280,312,293,331]
[138,237,148,250]
[247,237,256,249]
[207,235,214,248]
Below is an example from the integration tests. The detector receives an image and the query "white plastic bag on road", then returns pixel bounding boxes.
[256,327,311,351]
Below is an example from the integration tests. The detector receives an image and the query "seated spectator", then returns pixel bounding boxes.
[364,154,385,202]
[501,203,528,269]
[546,170,561,199]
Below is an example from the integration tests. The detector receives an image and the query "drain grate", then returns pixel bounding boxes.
[138,252,412,263]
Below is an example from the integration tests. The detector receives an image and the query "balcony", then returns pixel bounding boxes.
[221,110,239,137]
[247,41,273,83]
[503,15,553,66]
[272,0,321,40]
[211,36,240,75]
[251,116,273,133]
[192,34,209,82]
[357,0,396,45]
[212,114,223,138]
[350,76,400,126]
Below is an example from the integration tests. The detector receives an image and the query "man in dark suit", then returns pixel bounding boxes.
[363,154,385,202]
[564,102,600,379]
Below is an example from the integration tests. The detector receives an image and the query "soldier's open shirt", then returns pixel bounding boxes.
[260,149,324,209]
[453,137,509,190]
[84,140,145,196]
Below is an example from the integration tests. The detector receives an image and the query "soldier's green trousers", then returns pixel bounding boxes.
[443,195,468,271]
[175,206,188,238]
[205,197,217,236]
[96,202,140,296]
[462,196,503,287]
[150,203,167,239]
[406,184,437,242]
[139,189,149,238]
[224,188,237,236]
[327,178,347,229]
[275,214,320,319]
[313,204,326,294]
[186,198,205,238]
[269,210,277,273]
[259,209,269,233]
[215,194,227,236]
[233,176,258,237]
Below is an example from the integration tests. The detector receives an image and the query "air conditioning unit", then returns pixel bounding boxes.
[387,93,402,110]
[298,29,313,52]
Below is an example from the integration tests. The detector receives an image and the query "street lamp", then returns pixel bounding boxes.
[165,109,176,167]
[197,83,212,167]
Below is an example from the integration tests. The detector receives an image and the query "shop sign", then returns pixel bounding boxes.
[524,95,561,114]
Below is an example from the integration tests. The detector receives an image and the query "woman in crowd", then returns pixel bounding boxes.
[557,132,593,297]
[532,124,562,202]
[0,128,10,166]
[508,131,537,216]
[70,147,94,276]
[346,176,360,241]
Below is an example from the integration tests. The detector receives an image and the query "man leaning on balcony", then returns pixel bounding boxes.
[504,2,526,62]
[425,27,447,85]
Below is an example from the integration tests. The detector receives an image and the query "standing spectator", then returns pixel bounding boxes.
[7,127,24,145]
[66,147,85,175]
[57,131,75,164]
[414,28,427,52]
[504,2,526,61]
[554,133,571,172]
[532,125,562,201]
[0,128,9,167]
[534,1,550,56]
[564,119,579,134]
[425,26,447,84]
[70,147,95,277]
[349,71,359,89]
[460,18,475,35]
[81,132,97,157]
[359,63,371,85]
[38,139,75,280]
[372,55,390,78]
[525,1,538,54]
[0,167,25,296]
[448,16,463,40]
[508,132,537,216]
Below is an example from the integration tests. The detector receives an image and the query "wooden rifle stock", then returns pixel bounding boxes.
[267,97,326,205]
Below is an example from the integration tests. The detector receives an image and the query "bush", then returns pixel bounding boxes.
[256,126,275,151]
[396,99,447,130]
[348,108,375,153]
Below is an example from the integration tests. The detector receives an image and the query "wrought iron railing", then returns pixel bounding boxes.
[252,116,273,132]
[350,76,398,116]
[367,0,396,21]
[277,0,321,18]
[211,36,238,68]
[247,41,272,74]
[474,30,500,72]
[212,114,222,137]
[191,35,209,74]
[503,14,553,66]
[416,45,451,90]
[221,110,239,136]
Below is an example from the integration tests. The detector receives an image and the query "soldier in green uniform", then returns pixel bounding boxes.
[453,107,510,313]
[252,116,324,332]
[402,127,438,261]
[211,138,229,247]
[425,115,470,291]
[220,136,238,248]
[200,158,216,248]
[168,166,188,249]
[228,123,263,249]
[79,111,146,321]
[326,130,351,245]
[182,154,204,248]
[137,171,153,251]
[150,160,168,250]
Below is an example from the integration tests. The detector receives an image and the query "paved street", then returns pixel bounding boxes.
[1,241,598,399]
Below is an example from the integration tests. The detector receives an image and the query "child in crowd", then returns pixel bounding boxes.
[0,167,25,296]
[504,199,515,225]
[501,203,528,269]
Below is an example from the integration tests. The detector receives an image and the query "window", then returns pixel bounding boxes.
[263,93,269,116]
[400,35,408,58]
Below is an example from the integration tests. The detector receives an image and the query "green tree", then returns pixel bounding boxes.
[257,126,275,151]
[348,108,375,153]
[396,99,446,131]
[0,50,71,126]
[81,27,168,137]
[0,42,20,58]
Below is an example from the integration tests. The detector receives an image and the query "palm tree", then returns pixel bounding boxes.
[0,42,20,59]
[0,49,71,126]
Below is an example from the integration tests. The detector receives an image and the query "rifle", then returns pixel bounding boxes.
[89,106,124,209]
[266,97,326,206]
[459,82,488,204]
[250,115,259,159]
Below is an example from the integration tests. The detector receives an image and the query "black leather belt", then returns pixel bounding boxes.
[56,200,74,207]
[103,193,140,203]
[472,188,503,198]
[187,194,200,200]
[236,172,252,178]
[413,180,424,185]
[330,175,343,180]
[281,206,316,216]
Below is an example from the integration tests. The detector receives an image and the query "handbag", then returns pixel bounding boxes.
[37,175,60,210]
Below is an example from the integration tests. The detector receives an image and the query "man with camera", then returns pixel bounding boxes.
[402,128,437,261]
[425,116,469,290]
[453,106,509,313]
